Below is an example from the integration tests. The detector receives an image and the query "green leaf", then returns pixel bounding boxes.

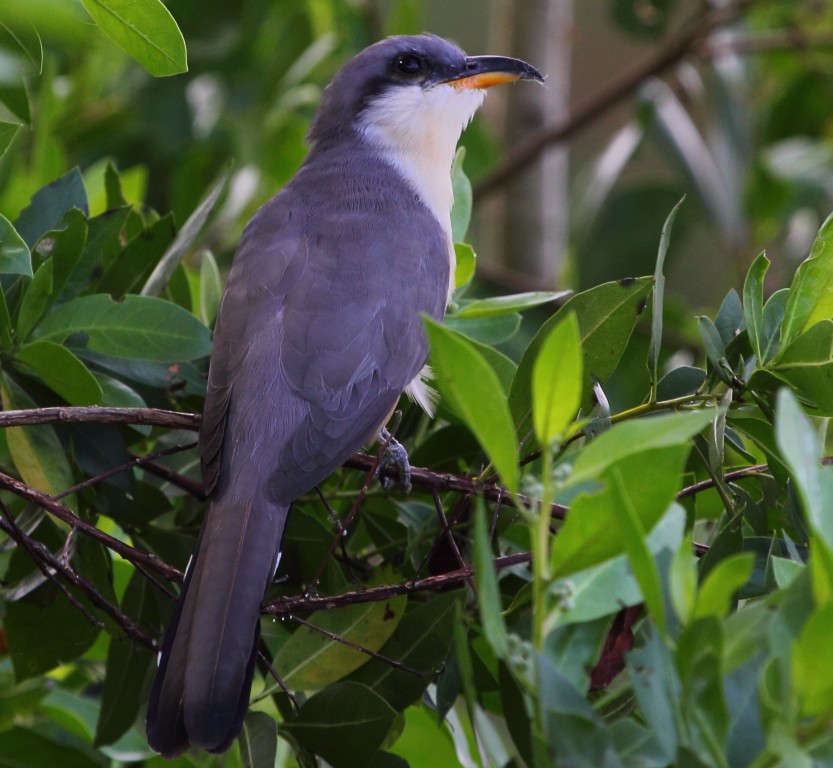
[697,315,728,381]
[782,211,833,347]
[38,208,88,307]
[473,501,508,659]
[425,318,518,491]
[0,120,21,160]
[276,596,406,690]
[347,591,459,711]
[764,321,833,413]
[744,252,770,363]
[454,290,569,319]
[16,258,53,340]
[567,408,718,488]
[669,533,698,624]
[32,294,211,361]
[694,553,754,620]
[239,712,278,768]
[0,373,75,500]
[450,147,472,241]
[97,212,176,298]
[774,388,833,551]
[510,277,653,422]
[0,213,32,277]
[443,312,521,345]
[281,682,396,768]
[656,366,706,400]
[15,341,103,406]
[649,197,685,390]
[79,0,187,76]
[13,168,88,249]
[761,288,789,362]
[453,242,476,291]
[531,311,582,444]
[628,629,681,761]
[609,466,667,633]
[793,602,833,716]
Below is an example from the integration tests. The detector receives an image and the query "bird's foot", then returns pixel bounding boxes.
[374,428,412,493]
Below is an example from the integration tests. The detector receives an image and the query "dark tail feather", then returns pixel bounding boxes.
[146,500,287,757]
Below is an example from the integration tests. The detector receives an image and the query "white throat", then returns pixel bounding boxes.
[358,84,485,297]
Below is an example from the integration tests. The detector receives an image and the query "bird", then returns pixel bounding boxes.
[145,33,543,757]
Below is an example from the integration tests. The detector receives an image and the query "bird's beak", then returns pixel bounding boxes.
[442,55,545,90]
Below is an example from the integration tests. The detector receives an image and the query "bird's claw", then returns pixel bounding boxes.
[374,429,412,493]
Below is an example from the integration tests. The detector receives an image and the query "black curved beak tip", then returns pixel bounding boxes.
[445,55,545,89]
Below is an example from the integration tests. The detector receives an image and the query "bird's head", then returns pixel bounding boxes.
[308,33,544,153]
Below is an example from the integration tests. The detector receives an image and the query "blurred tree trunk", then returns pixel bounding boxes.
[487,0,572,286]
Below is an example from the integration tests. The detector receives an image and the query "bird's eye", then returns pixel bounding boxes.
[393,54,425,78]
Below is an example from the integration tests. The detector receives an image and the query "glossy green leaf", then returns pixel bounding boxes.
[0,213,31,277]
[552,448,689,578]
[13,168,88,249]
[649,197,684,390]
[454,290,569,319]
[510,276,653,422]
[744,252,770,362]
[276,596,406,690]
[531,311,582,444]
[567,408,717,488]
[16,259,53,341]
[387,706,458,767]
[15,340,103,406]
[669,533,698,624]
[782,212,833,347]
[32,294,212,361]
[281,681,395,768]
[450,147,472,242]
[0,120,21,160]
[694,553,755,620]
[425,318,518,491]
[656,365,706,400]
[80,0,187,76]
[765,321,833,413]
[473,502,508,659]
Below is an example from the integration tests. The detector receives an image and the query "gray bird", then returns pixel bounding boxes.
[146,33,542,757]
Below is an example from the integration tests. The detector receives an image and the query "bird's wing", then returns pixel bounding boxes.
[200,169,449,503]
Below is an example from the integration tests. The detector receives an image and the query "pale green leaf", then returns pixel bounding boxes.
[80,0,187,76]
[531,311,582,444]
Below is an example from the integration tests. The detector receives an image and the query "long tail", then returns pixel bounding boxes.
[146,500,287,757]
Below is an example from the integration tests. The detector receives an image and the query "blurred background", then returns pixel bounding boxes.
[2,0,833,329]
